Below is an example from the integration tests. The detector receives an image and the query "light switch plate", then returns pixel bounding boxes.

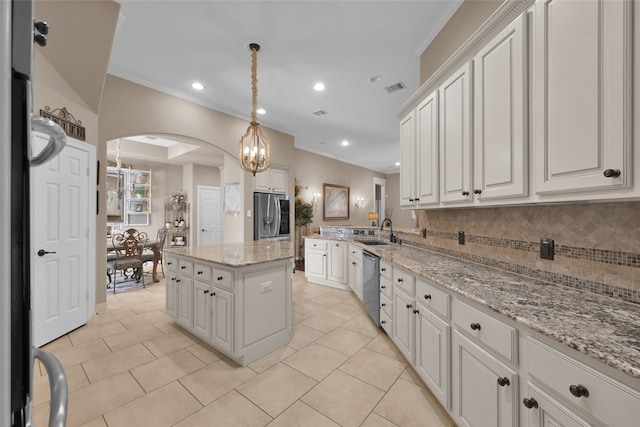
[540,238,554,260]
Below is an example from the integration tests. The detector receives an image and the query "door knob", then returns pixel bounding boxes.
[201,229,205,232]
[37,249,56,256]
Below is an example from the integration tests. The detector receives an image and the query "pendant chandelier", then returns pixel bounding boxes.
[239,43,271,175]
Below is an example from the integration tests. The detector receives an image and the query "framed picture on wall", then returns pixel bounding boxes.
[323,183,349,220]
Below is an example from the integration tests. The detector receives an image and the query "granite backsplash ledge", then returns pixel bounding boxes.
[393,202,640,305]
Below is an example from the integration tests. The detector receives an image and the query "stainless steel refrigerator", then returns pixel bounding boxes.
[253,192,291,241]
[2,1,68,425]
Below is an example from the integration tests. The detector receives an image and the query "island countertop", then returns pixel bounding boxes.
[164,240,294,267]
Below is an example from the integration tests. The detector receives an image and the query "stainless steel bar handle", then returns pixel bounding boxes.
[33,348,68,427]
[30,114,66,166]
[274,197,281,236]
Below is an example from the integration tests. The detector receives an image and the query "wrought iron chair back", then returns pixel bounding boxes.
[109,232,148,293]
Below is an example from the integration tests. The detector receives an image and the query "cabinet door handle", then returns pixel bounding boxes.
[409,198,414,202]
[412,309,419,314]
[405,303,412,309]
[210,291,216,297]
[497,377,510,387]
[171,277,176,281]
[380,285,386,289]
[167,262,172,265]
[603,168,621,178]
[397,278,403,283]
[381,303,386,307]
[569,384,589,398]
[181,266,186,270]
[424,294,432,300]
[523,398,538,409]
[204,290,209,295]
[473,189,482,194]
[176,279,181,283]
[415,198,420,202]
[197,271,203,275]
[352,262,356,265]
[217,276,223,281]
[470,323,481,331]
[461,191,470,196]
[381,320,386,324]
[381,268,386,272]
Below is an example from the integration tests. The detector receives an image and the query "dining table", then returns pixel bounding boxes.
[106,238,162,282]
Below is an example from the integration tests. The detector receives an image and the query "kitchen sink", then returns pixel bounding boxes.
[355,240,388,246]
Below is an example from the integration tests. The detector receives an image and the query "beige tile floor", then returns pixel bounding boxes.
[33,272,455,427]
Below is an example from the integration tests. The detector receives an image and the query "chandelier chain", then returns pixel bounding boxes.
[251,46,258,124]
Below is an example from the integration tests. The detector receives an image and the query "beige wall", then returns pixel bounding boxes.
[420,0,503,84]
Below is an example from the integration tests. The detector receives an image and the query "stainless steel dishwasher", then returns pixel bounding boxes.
[362,251,380,325]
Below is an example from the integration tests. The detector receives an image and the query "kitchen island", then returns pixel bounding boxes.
[164,240,293,366]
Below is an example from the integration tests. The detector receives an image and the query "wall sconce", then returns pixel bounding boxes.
[354,196,364,209]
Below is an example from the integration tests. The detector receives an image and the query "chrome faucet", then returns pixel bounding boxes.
[380,217,396,243]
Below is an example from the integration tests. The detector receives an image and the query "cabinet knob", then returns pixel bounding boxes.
[424,294,432,300]
[415,198,420,202]
[397,278,403,283]
[497,377,510,387]
[381,303,386,307]
[470,322,481,331]
[381,268,386,272]
[197,271,203,275]
[405,303,412,309]
[204,290,209,294]
[473,189,482,194]
[523,398,538,409]
[603,168,621,178]
[462,191,470,196]
[380,285,386,289]
[181,266,186,270]
[212,291,216,296]
[167,262,172,265]
[352,262,356,265]
[217,276,223,281]
[381,320,386,324]
[413,309,419,314]
[176,279,181,283]
[569,384,589,398]
[171,277,176,281]
[409,198,414,202]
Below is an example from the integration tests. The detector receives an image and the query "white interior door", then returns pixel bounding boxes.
[197,185,220,246]
[31,135,95,347]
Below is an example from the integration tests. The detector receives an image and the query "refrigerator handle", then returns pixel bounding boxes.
[274,197,281,236]
[29,114,66,166]
[32,348,68,427]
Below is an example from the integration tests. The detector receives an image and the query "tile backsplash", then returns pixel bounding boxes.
[397,202,640,304]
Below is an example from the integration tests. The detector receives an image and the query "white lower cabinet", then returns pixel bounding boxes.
[392,287,414,362]
[348,245,363,301]
[166,254,291,366]
[305,238,349,290]
[452,330,518,427]
[522,383,591,427]
[415,302,450,409]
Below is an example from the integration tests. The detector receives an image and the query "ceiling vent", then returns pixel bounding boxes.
[384,82,406,93]
[312,110,328,117]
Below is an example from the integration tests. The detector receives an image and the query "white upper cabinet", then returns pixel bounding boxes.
[533,0,631,195]
[474,12,528,201]
[254,165,287,194]
[416,92,440,207]
[399,110,416,208]
[439,62,473,204]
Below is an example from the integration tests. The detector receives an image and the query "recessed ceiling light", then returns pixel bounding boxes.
[370,75,382,83]
[341,140,349,147]
[256,108,266,115]
[395,161,400,166]
[314,82,325,91]
[191,82,204,91]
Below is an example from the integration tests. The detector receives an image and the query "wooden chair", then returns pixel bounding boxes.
[142,226,167,278]
[107,231,148,293]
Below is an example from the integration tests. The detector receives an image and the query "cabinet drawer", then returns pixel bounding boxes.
[452,299,517,363]
[380,292,392,318]
[380,260,392,281]
[528,338,640,427]
[305,239,327,250]
[178,258,193,276]
[212,268,234,290]
[393,268,415,297]
[194,263,212,282]
[380,310,392,335]
[380,276,392,300]
[348,245,363,262]
[416,278,449,320]
[164,254,179,272]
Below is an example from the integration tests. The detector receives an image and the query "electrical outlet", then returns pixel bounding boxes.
[422,228,427,238]
[540,238,554,260]
[458,231,465,245]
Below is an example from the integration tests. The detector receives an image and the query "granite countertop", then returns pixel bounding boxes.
[313,234,640,380]
[165,240,294,267]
